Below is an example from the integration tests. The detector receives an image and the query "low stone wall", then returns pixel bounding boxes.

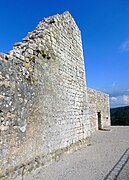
[0,12,91,179]
[87,88,110,132]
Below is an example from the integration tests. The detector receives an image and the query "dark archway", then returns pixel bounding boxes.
[97,112,102,130]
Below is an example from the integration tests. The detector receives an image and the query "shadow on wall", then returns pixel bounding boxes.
[104,148,129,180]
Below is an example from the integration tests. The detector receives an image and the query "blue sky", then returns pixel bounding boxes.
[0,0,129,108]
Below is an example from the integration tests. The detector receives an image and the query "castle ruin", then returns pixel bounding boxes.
[0,11,110,179]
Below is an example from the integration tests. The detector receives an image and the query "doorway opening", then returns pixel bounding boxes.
[97,112,102,130]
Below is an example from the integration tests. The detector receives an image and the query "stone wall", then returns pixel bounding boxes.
[87,88,110,132]
[0,12,91,179]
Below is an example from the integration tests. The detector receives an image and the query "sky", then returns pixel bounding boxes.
[0,0,129,108]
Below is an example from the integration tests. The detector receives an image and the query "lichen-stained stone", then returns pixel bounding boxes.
[0,11,110,179]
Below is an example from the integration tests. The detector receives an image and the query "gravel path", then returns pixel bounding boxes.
[24,126,129,180]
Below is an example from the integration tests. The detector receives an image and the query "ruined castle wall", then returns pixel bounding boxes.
[0,12,91,179]
[87,88,110,132]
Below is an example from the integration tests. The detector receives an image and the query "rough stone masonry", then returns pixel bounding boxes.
[0,11,110,179]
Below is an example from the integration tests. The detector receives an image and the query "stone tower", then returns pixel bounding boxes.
[0,11,110,179]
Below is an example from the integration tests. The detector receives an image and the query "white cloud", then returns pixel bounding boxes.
[119,40,129,52]
[123,95,129,103]
[110,95,129,108]
[111,97,117,101]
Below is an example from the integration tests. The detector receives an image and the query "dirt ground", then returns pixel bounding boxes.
[23,126,129,180]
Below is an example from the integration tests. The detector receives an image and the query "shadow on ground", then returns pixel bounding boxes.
[104,148,129,180]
